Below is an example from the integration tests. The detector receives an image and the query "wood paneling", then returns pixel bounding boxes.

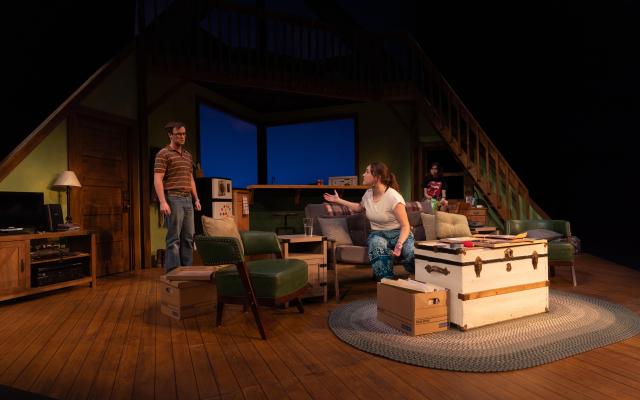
[69,110,134,275]
[0,253,638,399]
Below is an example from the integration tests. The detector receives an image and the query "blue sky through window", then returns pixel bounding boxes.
[199,104,257,188]
[266,118,355,185]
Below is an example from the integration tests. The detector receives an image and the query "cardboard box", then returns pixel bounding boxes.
[376,282,449,335]
[161,302,216,320]
[328,176,358,186]
[159,275,216,320]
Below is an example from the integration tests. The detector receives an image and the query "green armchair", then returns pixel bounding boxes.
[505,219,577,286]
[195,231,309,339]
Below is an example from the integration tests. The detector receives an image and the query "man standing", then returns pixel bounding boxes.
[154,121,201,272]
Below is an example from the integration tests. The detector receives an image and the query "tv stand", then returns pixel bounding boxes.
[0,230,96,302]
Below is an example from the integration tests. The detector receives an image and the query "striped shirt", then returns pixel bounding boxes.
[154,145,193,191]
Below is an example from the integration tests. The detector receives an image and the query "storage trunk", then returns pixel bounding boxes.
[376,282,448,335]
[158,275,216,320]
[414,240,549,330]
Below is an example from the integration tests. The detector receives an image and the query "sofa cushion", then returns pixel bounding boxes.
[407,209,422,228]
[345,213,369,246]
[201,216,244,254]
[435,211,472,238]
[336,245,370,264]
[525,228,564,241]
[420,213,437,240]
[318,217,353,245]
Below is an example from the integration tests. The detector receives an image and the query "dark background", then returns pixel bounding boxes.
[415,1,638,268]
[4,1,637,268]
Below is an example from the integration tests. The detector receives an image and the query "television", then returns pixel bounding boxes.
[0,191,45,230]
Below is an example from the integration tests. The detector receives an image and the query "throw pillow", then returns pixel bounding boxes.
[435,211,472,238]
[201,215,244,254]
[318,217,353,246]
[524,228,564,241]
[420,213,437,240]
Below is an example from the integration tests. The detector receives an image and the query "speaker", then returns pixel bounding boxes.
[43,204,64,231]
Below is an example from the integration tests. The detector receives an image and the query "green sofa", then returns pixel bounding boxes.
[505,219,577,286]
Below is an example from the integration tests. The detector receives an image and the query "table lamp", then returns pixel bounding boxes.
[53,170,82,224]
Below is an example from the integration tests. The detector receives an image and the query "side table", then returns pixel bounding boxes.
[277,234,328,303]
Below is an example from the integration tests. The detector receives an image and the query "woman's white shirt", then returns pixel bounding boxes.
[360,188,406,231]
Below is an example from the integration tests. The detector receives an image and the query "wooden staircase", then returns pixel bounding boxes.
[139,0,546,222]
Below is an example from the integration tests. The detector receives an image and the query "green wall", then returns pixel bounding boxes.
[0,122,69,215]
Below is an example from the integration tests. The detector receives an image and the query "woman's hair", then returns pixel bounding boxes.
[429,161,443,179]
[369,161,400,191]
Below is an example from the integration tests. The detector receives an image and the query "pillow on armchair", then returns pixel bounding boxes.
[524,228,564,241]
[435,211,472,238]
[318,217,353,245]
[201,215,244,254]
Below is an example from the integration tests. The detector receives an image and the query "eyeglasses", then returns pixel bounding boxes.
[172,132,186,136]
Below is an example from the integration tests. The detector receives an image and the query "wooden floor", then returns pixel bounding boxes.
[1,254,639,400]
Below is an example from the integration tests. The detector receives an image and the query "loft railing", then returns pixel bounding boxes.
[141,0,540,221]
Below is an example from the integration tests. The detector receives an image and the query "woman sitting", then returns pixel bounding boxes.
[323,161,414,280]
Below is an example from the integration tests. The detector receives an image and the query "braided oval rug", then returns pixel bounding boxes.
[328,290,640,372]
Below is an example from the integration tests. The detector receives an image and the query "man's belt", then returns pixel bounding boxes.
[166,190,191,197]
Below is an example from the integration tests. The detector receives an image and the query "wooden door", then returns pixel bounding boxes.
[69,111,134,276]
[0,240,27,293]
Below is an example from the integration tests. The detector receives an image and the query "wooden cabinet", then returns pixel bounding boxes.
[463,207,488,225]
[278,234,327,303]
[232,189,250,231]
[0,240,28,293]
[0,231,96,302]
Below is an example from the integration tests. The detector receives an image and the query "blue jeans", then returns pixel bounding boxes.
[367,229,415,280]
[165,195,195,272]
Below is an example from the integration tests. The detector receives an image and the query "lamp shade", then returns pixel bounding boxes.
[53,170,82,188]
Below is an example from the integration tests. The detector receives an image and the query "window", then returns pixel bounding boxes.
[199,104,356,187]
[266,118,355,184]
[199,104,257,188]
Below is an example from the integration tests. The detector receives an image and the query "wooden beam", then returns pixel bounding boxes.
[458,280,549,301]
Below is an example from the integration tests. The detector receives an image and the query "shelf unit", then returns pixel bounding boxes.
[0,230,96,302]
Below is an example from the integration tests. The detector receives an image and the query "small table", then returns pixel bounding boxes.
[278,234,328,303]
